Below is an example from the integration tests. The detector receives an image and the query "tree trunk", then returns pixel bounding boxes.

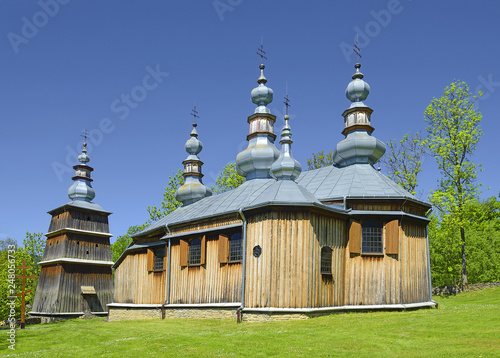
[460,226,469,290]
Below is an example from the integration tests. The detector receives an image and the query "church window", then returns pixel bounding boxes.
[188,238,202,266]
[154,247,164,271]
[362,221,383,254]
[228,233,243,262]
[320,246,332,275]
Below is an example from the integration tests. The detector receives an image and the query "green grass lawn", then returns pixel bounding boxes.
[2,288,499,357]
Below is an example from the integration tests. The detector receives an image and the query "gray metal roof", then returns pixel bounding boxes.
[296,163,429,206]
[48,200,111,215]
[135,179,338,237]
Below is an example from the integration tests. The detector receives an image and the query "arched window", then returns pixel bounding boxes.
[321,246,332,275]
[362,221,383,254]
[188,238,202,266]
[229,233,243,262]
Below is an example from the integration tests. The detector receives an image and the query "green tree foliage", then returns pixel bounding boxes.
[424,81,483,288]
[211,163,245,194]
[147,168,184,223]
[429,196,500,286]
[111,224,148,262]
[306,150,334,170]
[380,132,425,195]
[0,233,43,320]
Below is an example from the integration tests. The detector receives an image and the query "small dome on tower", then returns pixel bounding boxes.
[251,64,274,114]
[185,125,203,155]
[346,63,370,103]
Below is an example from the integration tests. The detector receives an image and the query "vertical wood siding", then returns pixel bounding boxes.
[43,234,111,261]
[244,211,346,309]
[48,210,109,233]
[169,236,242,304]
[344,220,430,305]
[113,251,167,304]
[400,222,430,303]
[32,263,112,313]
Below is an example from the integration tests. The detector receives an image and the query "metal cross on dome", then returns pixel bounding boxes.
[257,43,267,64]
[284,94,291,115]
[81,129,89,147]
[353,39,362,63]
[191,106,199,125]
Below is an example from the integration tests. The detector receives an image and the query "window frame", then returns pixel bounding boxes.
[153,246,165,272]
[320,246,333,275]
[361,221,384,255]
[228,232,243,263]
[188,238,202,266]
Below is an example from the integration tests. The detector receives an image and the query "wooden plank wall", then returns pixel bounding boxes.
[344,221,429,306]
[244,211,346,309]
[400,222,430,303]
[48,210,109,233]
[113,251,167,304]
[33,263,113,313]
[43,234,111,261]
[170,236,242,304]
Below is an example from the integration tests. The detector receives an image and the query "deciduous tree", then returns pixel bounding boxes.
[306,150,334,170]
[211,163,245,194]
[380,132,425,195]
[424,80,483,289]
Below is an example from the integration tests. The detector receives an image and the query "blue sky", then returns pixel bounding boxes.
[1,0,499,245]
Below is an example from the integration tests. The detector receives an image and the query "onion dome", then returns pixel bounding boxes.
[236,59,280,180]
[68,142,96,202]
[345,63,370,105]
[251,64,274,114]
[175,122,212,206]
[270,114,302,180]
[333,62,386,167]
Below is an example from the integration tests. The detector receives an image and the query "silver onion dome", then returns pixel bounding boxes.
[251,64,274,114]
[346,63,370,104]
[68,143,96,202]
[175,121,212,206]
[270,115,302,181]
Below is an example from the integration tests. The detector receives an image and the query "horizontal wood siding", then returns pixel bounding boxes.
[400,222,430,303]
[244,211,346,309]
[170,215,240,235]
[170,236,242,304]
[43,234,111,261]
[33,263,112,313]
[113,250,167,304]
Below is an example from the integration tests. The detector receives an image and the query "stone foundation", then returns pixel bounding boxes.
[432,282,500,296]
[241,311,324,322]
[108,307,162,322]
[163,308,236,320]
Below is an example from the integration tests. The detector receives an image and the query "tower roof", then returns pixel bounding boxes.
[67,142,96,202]
[175,113,212,206]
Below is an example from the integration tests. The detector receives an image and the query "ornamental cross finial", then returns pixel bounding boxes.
[190,106,199,125]
[284,94,291,116]
[81,129,89,147]
[257,43,267,64]
[353,37,362,63]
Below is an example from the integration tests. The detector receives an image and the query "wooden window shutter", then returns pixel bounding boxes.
[385,220,399,255]
[219,234,229,263]
[147,248,154,272]
[180,239,188,267]
[163,244,168,270]
[349,220,362,254]
[200,235,206,265]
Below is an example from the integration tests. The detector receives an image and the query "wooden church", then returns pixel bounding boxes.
[31,142,114,321]
[108,57,435,322]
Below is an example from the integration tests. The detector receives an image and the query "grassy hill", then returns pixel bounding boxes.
[2,288,499,357]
